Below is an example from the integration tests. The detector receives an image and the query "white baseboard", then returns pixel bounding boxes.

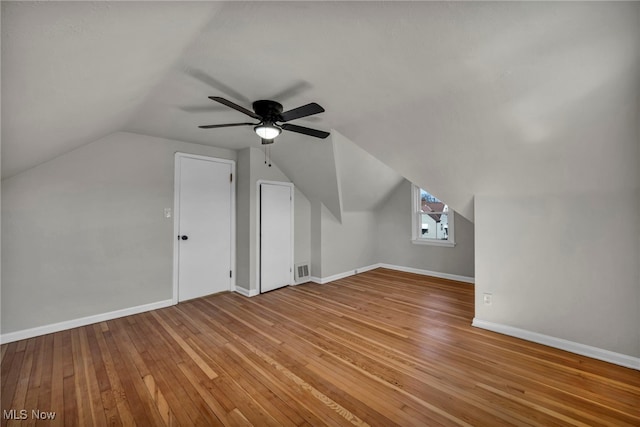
[0,299,174,345]
[379,263,475,284]
[472,318,640,371]
[309,263,475,285]
[235,283,308,295]
[310,263,380,284]
[234,287,259,297]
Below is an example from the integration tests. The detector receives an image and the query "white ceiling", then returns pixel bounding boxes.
[3,2,639,221]
[1,1,220,178]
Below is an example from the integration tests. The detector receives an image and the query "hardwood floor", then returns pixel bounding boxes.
[2,268,639,426]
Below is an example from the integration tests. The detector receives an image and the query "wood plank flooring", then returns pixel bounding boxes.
[2,268,639,426]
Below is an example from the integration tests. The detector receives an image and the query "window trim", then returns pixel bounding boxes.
[411,184,456,247]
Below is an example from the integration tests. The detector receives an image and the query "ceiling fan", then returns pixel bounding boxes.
[198,97,330,144]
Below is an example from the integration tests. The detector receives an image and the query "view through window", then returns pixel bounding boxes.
[412,185,454,246]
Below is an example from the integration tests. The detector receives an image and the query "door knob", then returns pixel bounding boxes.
[180,235,188,240]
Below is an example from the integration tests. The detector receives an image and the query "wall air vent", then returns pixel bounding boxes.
[295,263,310,282]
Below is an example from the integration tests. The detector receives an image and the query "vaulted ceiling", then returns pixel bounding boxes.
[3,2,638,221]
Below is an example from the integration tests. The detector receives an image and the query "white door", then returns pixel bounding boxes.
[260,182,293,293]
[176,154,234,301]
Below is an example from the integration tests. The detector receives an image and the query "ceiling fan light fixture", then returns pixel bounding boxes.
[200,97,329,140]
[254,123,281,140]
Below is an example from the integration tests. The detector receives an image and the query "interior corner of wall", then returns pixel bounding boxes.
[469,195,476,222]
[327,130,344,223]
[333,197,344,224]
[320,201,342,224]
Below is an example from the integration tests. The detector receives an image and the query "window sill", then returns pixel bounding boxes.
[411,239,456,248]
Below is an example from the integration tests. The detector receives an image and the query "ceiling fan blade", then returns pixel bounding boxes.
[198,122,256,129]
[281,123,330,139]
[184,67,251,104]
[279,102,325,122]
[209,96,261,120]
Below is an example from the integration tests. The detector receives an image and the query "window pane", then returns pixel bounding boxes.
[420,190,448,215]
[412,185,454,245]
[420,213,449,240]
[420,189,441,204]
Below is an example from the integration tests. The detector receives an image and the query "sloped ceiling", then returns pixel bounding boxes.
[332,130,404,212]
[3,2,639,221]
[267,129,404,221]
[1,1,220,178]
[268,130,344,222]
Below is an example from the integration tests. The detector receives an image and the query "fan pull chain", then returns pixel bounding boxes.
[264,146,272,167]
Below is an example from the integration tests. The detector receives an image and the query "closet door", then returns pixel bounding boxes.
[260,182,293,293]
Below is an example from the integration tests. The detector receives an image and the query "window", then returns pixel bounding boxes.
[411,184,455,247]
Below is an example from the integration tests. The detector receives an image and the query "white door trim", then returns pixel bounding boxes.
[173,152,236,304]
[256,180,294,294]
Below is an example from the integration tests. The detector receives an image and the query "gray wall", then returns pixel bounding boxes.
[376,180,475,278]
[1,132,236,334]
[235,147,311,292]
[475,191,640,357]
[307,179,475,280]
[320,207,378,278]
[235,148,251,290]
[310,200,322,278]
[293,187,311,282]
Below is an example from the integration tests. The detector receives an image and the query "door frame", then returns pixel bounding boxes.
[256,180,294,294]
[173,152,236,304]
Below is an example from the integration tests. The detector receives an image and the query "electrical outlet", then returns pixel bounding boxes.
[164,208,172,219]
[483,293,493,305]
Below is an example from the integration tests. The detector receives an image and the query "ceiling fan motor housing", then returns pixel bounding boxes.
[253,100,284,122]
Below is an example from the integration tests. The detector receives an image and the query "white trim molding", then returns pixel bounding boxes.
[379,263,475,284]
[234,287,259,298]
[0,299,174,345]
[472,318,640,371]
[310,264,380,284]
[309,263,475,285]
